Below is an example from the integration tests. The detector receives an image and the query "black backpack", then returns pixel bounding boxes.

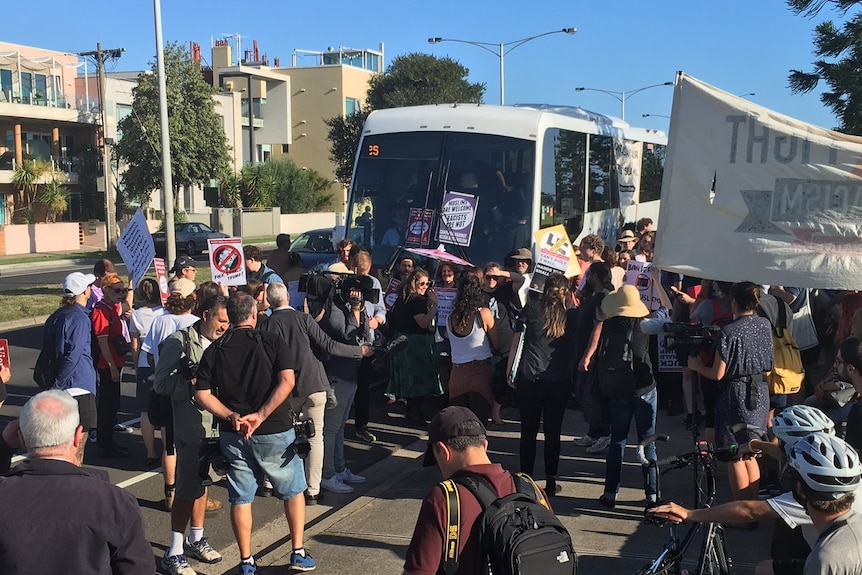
[34,315,59,390]
[440,471,577,575]
[595,320,637,399]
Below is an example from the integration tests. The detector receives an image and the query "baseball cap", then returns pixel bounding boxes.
[172,256,196,274]
[423,406,487,467]
[506,247,533,261]
[170,278,196,297]
[63,272,96,297]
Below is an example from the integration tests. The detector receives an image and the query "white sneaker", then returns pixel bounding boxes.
[321,475,354,494]
[573,435,596,447]
[113,423,134,434]
[585,435,612,454]
[337,467,366,484]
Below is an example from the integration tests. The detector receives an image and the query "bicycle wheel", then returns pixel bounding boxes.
[697,524,731,575]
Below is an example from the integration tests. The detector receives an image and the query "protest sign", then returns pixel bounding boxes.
[434,287,457,327]
[153,258,170,303]
[406,208,434,246]
[117,209,156,286]
[383,278,401,311]
[0,339,9,369]
[530,224,573,293]
[438,191,479,246]
[208,238,247,286]
[624,260,661,310]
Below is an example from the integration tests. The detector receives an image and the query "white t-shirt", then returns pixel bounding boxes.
[129,305,167,367]
[140,313,199,366]
[768,482,862,548]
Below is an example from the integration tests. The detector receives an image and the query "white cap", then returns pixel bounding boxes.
[63,272,96,297]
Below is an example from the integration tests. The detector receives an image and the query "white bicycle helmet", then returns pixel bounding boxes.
[787,433,862,496]
[772,405,835,444]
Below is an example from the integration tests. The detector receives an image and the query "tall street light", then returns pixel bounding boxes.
[641,113,670,119]
[428,28,577,105]
[574,82,672,121]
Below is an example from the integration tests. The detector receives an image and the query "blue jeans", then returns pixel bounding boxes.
[323,376,358,478]
[604,387,658,500]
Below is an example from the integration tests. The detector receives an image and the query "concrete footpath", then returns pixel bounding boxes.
[194,408,774,575]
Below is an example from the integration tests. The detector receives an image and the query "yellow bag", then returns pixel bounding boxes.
[767,322,804,396]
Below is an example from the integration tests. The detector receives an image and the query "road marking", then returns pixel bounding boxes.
[116,469,162,488]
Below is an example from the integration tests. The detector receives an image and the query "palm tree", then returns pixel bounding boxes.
[36,177,70,223]
[11,159,50,208]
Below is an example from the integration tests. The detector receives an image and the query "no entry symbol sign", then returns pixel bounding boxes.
[213,245,242,274]
[208,237,247,286]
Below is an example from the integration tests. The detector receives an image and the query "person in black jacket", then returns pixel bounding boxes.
[0,390,153,574]
[515,273,577,496]
[260,282,372,504]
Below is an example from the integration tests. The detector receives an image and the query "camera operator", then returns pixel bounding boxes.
[260,282,372,505]
[156,296,230,575]
[194,293,315,574]
[688,282,774,504]
[319,276,373,495]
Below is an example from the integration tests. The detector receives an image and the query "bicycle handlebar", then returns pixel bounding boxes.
[636,433,670,465]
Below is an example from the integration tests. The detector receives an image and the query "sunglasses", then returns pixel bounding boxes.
[418,281,430,287]
[110,287,128,294]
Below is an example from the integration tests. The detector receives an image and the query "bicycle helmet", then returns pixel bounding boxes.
[772,405,835,444]
[787,433,862,496]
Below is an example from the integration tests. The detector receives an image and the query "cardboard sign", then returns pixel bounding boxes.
[383,278,401,311]
[0,339,9,369]
[406,208,434,246]
[117,209,156,287]
[434,287,458,327]
[153,258,170,304]
[530,224,573,293]
[624,260,661,310]
[208,238,247,286]
[438,191,479,247]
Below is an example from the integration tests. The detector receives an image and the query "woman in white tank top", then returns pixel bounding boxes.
[447,274,500,424]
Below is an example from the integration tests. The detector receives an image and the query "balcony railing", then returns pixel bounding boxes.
[1,89,72,109]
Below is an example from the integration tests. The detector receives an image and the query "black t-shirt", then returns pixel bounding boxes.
[195,328,298,435]
[847,401,862,454]
[392,294,432,335]
[574,290,607,361]
[484,283,517,356]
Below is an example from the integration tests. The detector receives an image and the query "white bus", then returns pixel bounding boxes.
[344,103,667,268]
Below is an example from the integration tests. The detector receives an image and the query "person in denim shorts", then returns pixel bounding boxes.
[195,293,316,574]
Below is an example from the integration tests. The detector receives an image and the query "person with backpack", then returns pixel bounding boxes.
[244,245,282,285]
[596,281,672,509]
[404,406,576,575]
[688,282,774,504]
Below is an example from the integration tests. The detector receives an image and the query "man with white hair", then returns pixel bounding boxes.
[0,390,153,574]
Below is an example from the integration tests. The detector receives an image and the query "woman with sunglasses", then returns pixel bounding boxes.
[387,268,444,423]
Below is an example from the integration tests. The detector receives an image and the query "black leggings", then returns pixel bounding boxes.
[517,378,569,478]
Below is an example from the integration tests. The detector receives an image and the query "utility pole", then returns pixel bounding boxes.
[80,44,124,250]
[154,0,176,267]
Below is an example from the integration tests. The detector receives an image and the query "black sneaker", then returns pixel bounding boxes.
[304,491,323,506]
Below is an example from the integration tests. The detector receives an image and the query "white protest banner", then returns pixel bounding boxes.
[208,238,247,286]
[623,260,660,310]
[530,225,573,293]
[655,72,862,289]
[116,209,156,286]
[434,287,457,327]
[153,258,170,304]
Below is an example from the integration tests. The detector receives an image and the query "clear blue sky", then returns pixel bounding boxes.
[3,0,848,131]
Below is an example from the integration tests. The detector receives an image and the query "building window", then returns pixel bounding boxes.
[0,69,12,102]
[345,97,361,116]
[282,144,289,154]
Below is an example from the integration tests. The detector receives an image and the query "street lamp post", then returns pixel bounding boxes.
[428,28,577,105]
[641,113,670,119]
[574,82,673,121]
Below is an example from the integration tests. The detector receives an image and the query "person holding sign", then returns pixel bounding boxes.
[447,274,500,425]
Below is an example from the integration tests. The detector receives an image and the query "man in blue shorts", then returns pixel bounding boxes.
[195,293,315,574]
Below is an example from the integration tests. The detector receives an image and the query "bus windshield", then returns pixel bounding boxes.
[346,131,535,269]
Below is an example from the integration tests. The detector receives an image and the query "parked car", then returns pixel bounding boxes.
[152,222,228,256]
[289,228,336,270]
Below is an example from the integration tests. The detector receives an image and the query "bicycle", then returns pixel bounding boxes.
[633,425,761,575]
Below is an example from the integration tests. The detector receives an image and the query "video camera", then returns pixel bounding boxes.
[370,334,410,368]
[662,322,721,365]
[300,271,380,306]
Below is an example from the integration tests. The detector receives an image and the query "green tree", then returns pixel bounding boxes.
[788,0,862,133]
[12,158,50,209]
[220,157,332,213]
[326,53,486,187]
[36,177,70,223]
[116,43,232,206]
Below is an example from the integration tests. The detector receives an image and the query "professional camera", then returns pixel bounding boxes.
[292,414,315,459]
[300,271,380,305]
[197,436,230,486]
[179,355,199,380]
[662,322,721,365]
[371,334,410,368]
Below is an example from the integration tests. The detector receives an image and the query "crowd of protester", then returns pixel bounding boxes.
[2,217,862,574]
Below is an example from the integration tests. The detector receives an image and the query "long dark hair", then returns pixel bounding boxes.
[541,273,570,338]
[448,274,485,334]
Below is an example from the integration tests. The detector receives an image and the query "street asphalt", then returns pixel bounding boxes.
[0,254,779,574]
